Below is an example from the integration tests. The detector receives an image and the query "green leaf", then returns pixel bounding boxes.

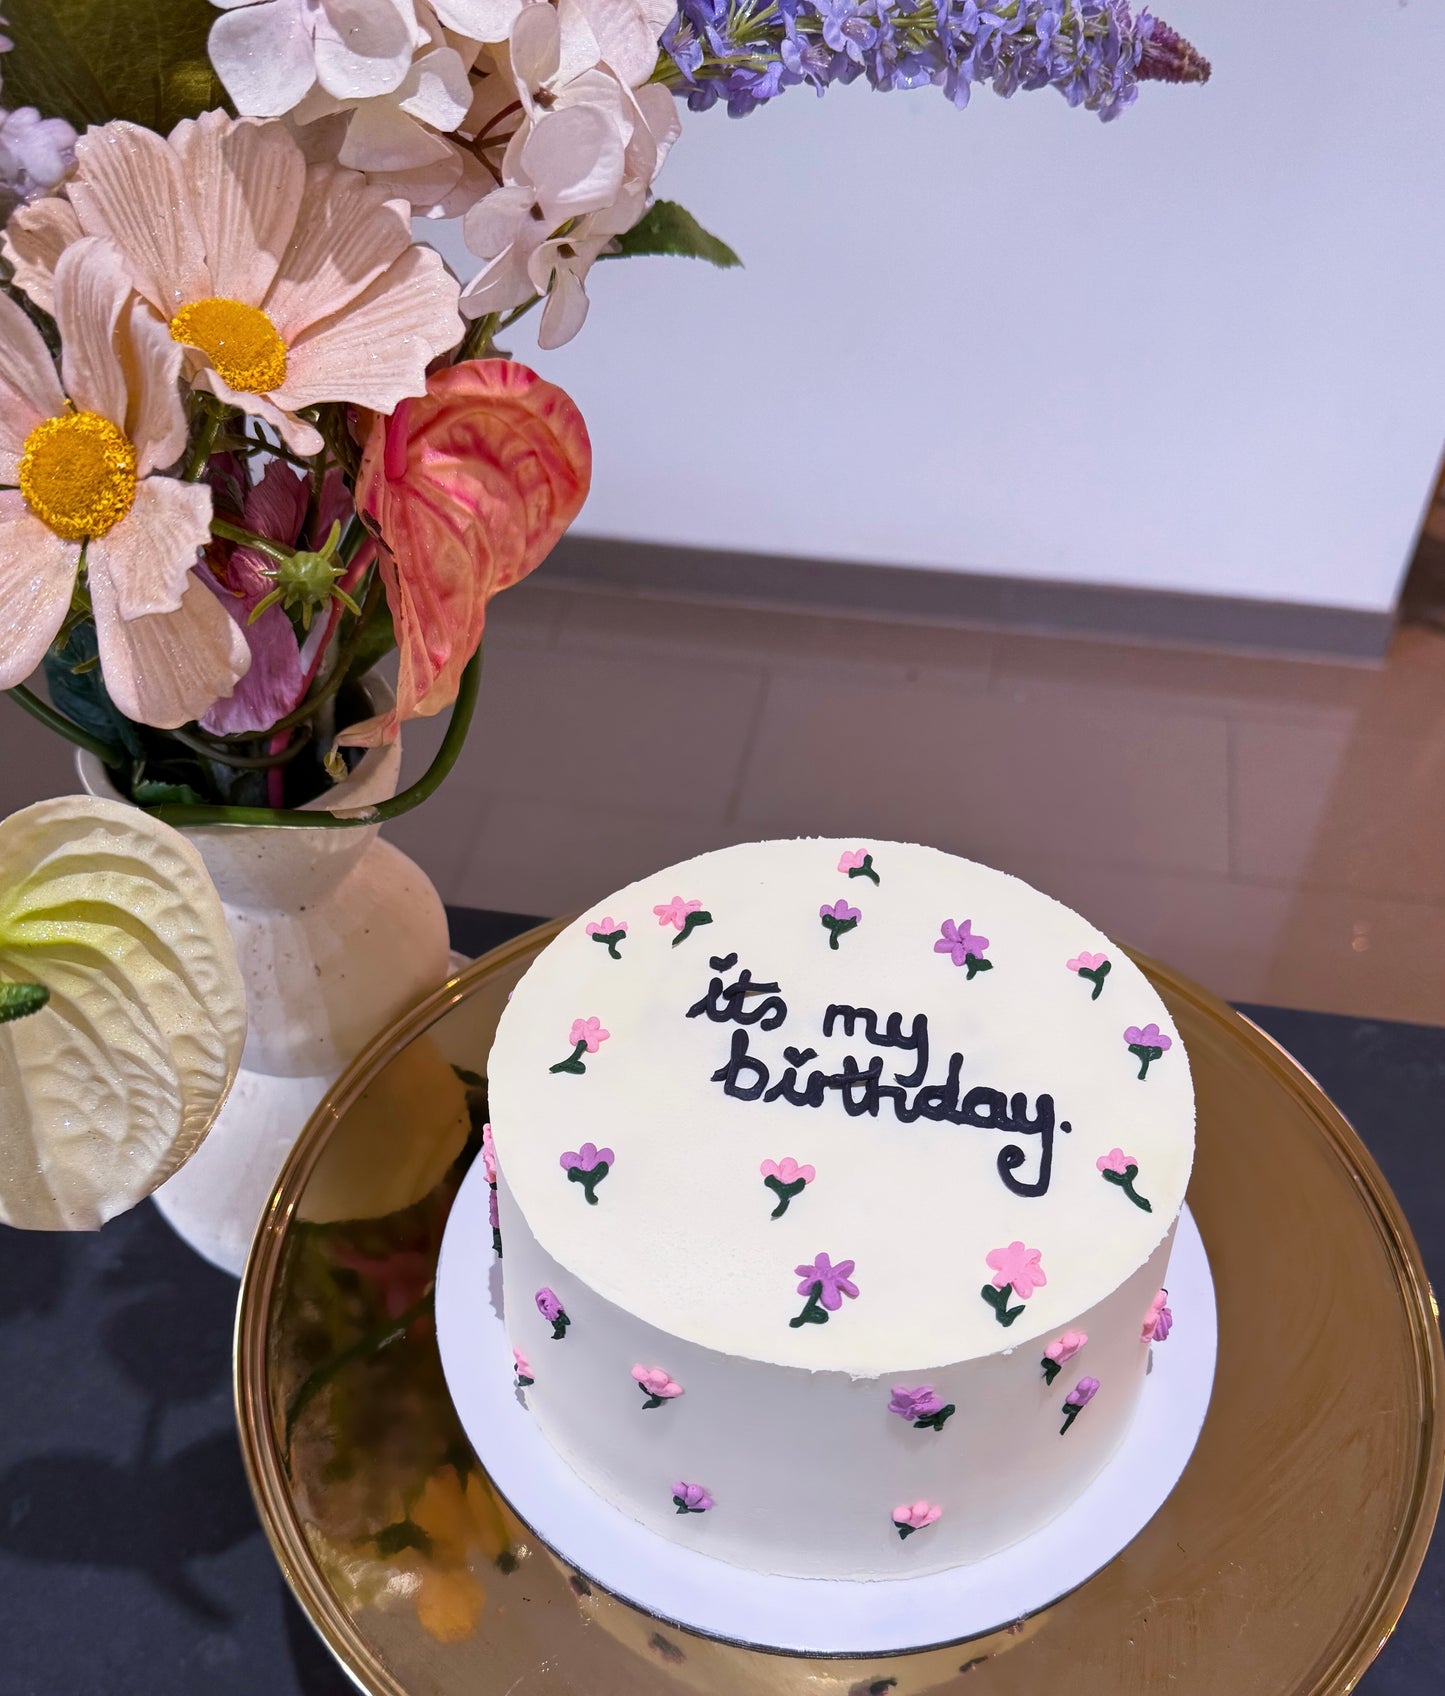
[43,624,146,762]
[0,0,225,133]
[131,780,205,808]
[608,201,742,269]
[0,981,49,1024]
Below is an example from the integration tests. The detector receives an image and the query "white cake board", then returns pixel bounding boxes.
[437,1164,1217,1657]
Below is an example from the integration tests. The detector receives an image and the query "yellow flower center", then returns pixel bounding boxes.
[170,297,287,393]
[19,411,138,543]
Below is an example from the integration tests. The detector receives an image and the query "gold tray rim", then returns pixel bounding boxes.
[234,923,1445,1696]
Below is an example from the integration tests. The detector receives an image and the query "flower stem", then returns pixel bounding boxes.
[168,723,313,770]
[284,1283,434,1453]
[789,1280,829,1328]
[140,644,482,830]
[182,400,226,482]
[3,682,127,767]
[549,1040,589,1075]
[209,517,293,565]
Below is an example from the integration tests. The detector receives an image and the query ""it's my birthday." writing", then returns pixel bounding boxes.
[686,954,1070,1198]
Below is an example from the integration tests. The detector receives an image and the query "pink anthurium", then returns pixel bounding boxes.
[338,358,591,749]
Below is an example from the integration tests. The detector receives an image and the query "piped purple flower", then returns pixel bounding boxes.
[1123,1021,1172,1080]
[935,918,993,979]
[790,1252,859,1328]
[1143,1288,1173,1343]
[586,916,628,960]
[672,1480,714,1514]
[888,1384,955,1432]
[535,1286,570,1340]
[819,897,861,949]
[1061,1376,1100,1435]
[560,1141,614,1205]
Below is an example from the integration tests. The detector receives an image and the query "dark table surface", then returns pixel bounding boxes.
[1,906,1441,1696]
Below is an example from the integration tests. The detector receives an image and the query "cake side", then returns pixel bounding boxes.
[500,1163,1178,1579]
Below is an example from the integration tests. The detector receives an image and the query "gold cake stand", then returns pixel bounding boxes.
[235,921,1444,1696]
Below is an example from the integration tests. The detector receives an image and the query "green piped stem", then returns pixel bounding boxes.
[1102,1163,1153,1212]
[821,915,858,950]
[549,1040,588,1075]
[847,856,880,886]
[980,1281,1024,1327]
[673,910,713,946]
[764,1174,807,1218]
[913,1402,955,1432]
[1041,1357,1063,1386]
[1060,1401,1084,1436]
[789,1280,829,1328]
[592,930,625,960]
[1128,1042,1164,1080]
[1078,960,1111,999]
[963,953,993,980]
[567,1162,610,1204]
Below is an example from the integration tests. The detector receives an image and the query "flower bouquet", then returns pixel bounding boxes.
[0,0,1206,1242]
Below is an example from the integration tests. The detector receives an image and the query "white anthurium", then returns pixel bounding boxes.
[0,797,246,1232]
[209,0,426,118]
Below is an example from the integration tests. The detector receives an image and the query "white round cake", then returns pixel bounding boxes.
[484,838,1194,1580]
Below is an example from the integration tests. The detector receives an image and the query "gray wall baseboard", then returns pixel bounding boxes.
[543,536,1395,662]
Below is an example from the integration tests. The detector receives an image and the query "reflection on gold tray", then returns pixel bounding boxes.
[236,922,1444,1696]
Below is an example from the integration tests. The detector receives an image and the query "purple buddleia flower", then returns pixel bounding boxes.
[655,0,1206,122]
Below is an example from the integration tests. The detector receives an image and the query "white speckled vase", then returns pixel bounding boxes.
[77,690,451,1274]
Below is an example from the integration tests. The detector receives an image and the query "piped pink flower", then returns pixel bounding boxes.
[481,1122,497,1186]
[653,895,713,946]
[838,847,881,884]
[1041,1330,1087,1384]
[550,1016,609,1074]
[586,915,627,959]
[986,1241,1046,1297]
[1143,1288,1173,1343]
[1068,949,1112,999]
[761,1156,815,1219]
[632,1365,684,1408]
[1098,1147,1152,1211]
[893,1500,942,1539]
[672,1481,713,1514]
[513,1346,533,1386]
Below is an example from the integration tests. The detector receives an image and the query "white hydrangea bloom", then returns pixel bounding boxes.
[209,0,425,116]
[0,107,77,221]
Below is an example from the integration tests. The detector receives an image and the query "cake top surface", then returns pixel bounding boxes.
[488,838,1194,1375]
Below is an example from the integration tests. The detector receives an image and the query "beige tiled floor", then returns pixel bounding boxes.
[6,580,1445,1025]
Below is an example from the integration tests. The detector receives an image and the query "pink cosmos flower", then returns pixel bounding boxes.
[1068,951,1108,973]
[893,1501,942,1529]
[1045,1331,1088,1364]
[1096,1148,1134,1175]
[838,849,867,872]
[654,895,702,930]
[481,1122,497,1186]
[586,917,625,936]
[632,1365,684,1399]
[760,1157,815,1185]
[1143,1288,1173,1343]
[985,1241,1047,1298]
[568,1016,608,1052]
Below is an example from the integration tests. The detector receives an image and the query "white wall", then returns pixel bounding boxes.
[430,0,1445,614]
